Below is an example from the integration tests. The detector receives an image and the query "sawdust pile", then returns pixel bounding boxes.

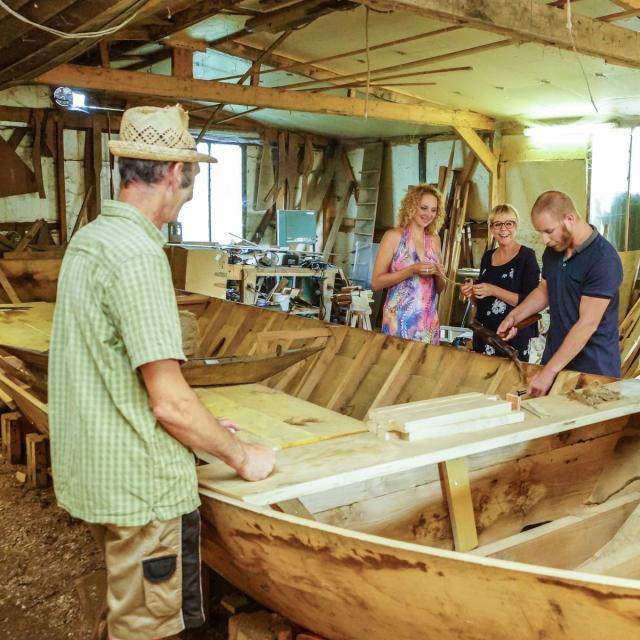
[567,381,621,407]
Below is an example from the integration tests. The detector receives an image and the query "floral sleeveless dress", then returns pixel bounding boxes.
[382,226,440,344]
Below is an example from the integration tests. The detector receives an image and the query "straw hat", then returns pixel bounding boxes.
[108,104,217,163]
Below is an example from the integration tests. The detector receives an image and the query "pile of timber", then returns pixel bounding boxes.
[0,219,64,303]
[620,295,640,378]
[367,392,524,441]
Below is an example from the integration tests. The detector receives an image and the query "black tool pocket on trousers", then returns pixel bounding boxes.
[142,554,180,616]
[142,555,177,583]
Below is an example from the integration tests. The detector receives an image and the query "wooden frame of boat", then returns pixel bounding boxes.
[3,294,640,638]
[188,296,640,640]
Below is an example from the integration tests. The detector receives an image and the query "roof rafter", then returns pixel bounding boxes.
[34,63,494,129]
[358,0,640,69]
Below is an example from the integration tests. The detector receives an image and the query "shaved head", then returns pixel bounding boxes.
[531,191,580,221]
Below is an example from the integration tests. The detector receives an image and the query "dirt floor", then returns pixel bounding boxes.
[0,452,230,640]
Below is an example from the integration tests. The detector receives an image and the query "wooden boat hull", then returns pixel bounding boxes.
[200,490,640,640]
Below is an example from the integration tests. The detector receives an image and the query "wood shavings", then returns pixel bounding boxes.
[566,381,621,407]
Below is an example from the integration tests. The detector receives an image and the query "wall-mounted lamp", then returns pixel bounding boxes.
[53,86,122,113]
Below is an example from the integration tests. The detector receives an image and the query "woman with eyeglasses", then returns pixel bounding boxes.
[461,203,540,360]
[372,184,445,343]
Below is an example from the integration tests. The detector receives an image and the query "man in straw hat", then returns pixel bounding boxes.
[49,104,275,639]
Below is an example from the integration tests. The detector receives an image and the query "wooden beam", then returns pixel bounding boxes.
[54,116,67,245]
[171,47,193,78]
[454,126,498,175]
[359,0,640,69]
[211,39,420,106]
[35,65,495,130]
[0,265,21,304]
[439,457,479,552]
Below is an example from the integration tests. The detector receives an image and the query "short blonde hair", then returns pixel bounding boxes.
[397,183,445,234]
[489,203,520,225]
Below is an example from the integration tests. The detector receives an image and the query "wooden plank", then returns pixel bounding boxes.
[13,219,45,253]
[326,333,386,412]
[271,499,316,520]
[293,328,348,400]
[322,180,355,260]
[439,457,478,551]
[0,373,48,434]
[198,487,640,640]
[618,250,640,322]
[180,347,323,386]
[197,379,640,505]
[0,264,21,304]
[54,116,67,245]
[0,303,54,352]
[367,392,485,421]
[254,328,332,345]
[35,64,495,130]
[454,126,498,175]
[270,335,327,392]
[1,411,24,464]
[398,411,524,441]
[368,341,425,410]
[26,433,49,488]
[194,383,365,450]
[0,344,48,371]
[385,398,516,432]
[473,492,640,570]
[31,111,45,199]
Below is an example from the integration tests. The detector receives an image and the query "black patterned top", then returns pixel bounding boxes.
[472,245,540,361]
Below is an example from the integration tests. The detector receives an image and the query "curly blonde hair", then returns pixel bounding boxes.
[397,183,445,234]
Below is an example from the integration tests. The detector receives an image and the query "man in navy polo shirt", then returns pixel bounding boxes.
[497,190,622,396]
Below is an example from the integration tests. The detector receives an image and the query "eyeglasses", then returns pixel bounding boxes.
[491,220,517,230]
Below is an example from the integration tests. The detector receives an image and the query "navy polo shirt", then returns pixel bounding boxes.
[541,228,622,377]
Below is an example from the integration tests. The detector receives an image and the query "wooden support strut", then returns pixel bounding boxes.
[26,433,49,488]
[439,457,479,552]
[1,410,24,465]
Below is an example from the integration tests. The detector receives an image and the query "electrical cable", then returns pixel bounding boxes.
[0,0,141,39]
[564,1,599,113]
[364,6,371,119]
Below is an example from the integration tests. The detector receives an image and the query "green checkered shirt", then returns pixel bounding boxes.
[49,200,199,526]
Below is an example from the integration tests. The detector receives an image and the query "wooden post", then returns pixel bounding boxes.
[439,457,478,552]
[55,116,68,245]
[1,411,24,464]
[26,433,49,488]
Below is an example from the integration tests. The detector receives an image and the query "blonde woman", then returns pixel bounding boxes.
[372,184,445,343]
[461,203,540,360]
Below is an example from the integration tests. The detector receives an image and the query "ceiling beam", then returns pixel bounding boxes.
[34,63,495,129]
[359,0,640,69]
[453,126,497,175]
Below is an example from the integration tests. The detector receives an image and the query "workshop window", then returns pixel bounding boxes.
[179,142,243,243]
[590,127,640,251]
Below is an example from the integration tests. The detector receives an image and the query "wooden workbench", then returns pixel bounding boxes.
[227,263,338,319]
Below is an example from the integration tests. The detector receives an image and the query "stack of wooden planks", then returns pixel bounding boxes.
[620,295,640,378]
[366,392,524,441]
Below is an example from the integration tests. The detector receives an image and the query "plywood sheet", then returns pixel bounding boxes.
[0,303,54,352]
[195,383,365,450]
